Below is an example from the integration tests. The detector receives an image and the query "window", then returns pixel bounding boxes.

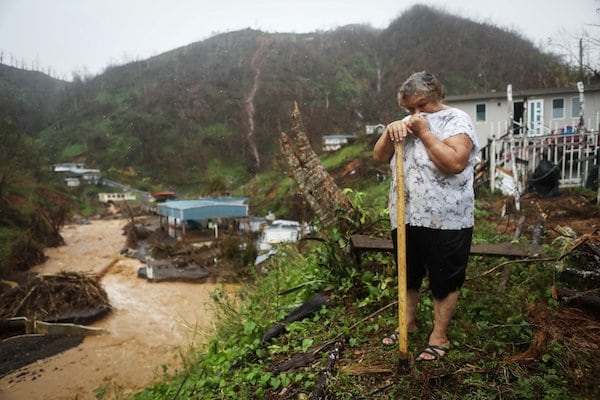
[475,103,486,122]
[552,98,564,119]
[571,97,581,118]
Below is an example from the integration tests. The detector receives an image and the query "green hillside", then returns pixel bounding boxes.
[0,5,581,195]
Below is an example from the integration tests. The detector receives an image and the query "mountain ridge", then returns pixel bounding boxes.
[0,4,580,191]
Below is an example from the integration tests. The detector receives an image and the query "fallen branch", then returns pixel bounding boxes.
[271,301,398,373]
[468,256,557,280]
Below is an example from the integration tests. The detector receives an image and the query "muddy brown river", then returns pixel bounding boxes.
[0,218,235,400]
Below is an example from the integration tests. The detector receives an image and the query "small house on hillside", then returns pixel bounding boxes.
[365,124,385,135]
[54,163,101,185]
[445,83,600,145]
[98,192,136,203]
[150,191,176,202]
[64,177,81,188]
[53,163,85,173]
[322,134,356,151]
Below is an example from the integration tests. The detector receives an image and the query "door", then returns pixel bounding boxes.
[513,101,524,134]
[527,99,544,135]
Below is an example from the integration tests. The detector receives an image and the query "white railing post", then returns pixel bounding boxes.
[490,135,496,192]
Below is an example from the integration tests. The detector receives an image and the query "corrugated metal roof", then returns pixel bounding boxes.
[157,197,248,221]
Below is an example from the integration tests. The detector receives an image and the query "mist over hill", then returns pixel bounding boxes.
[0,5,578,191]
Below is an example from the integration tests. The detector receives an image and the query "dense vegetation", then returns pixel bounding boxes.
[0,119,71,278]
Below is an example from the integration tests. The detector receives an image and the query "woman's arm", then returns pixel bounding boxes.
[407,113,473,174]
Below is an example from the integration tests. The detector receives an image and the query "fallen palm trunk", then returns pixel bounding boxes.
[279,102,352,228]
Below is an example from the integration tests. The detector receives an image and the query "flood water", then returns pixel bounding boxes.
[0,217,235,400]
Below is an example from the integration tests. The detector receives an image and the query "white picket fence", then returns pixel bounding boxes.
[482,128,599,191]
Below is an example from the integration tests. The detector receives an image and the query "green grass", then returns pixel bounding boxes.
[60,143,86,160]
[321,142,367,170]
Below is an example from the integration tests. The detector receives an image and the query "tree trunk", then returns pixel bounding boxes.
[279,102,352,228]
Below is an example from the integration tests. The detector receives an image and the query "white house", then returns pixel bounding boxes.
[445,83,600,191]
[322,134,356,152]
[98,192,136,203]
[53,163,100,175]
[445,83,600,146]
[365,124,385,135]
[257,225,301,252]
[64,177,81,188]
[53,163,85,172]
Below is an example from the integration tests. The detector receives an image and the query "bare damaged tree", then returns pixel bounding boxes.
[548,26,600,82]
[279,102,352,228]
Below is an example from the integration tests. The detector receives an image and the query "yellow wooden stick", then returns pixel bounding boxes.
[394,141,409,367]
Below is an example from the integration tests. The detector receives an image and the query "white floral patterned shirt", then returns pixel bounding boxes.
[388,107,479,230]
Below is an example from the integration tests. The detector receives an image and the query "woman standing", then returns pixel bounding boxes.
[373,71,479,361]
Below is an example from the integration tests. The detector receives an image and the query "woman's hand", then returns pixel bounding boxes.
[406,112,429,138]
[385,119,411,143]
[374,119,409,163]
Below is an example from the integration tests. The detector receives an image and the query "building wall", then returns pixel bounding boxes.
[446,86,600,146]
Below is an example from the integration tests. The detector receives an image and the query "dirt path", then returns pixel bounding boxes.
[0,218,233,400]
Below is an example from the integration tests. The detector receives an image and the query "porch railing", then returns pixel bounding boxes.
[481,129,599,191]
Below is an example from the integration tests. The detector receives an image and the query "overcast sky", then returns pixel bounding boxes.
[0,0,598,80]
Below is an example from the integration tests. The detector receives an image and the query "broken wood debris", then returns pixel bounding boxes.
[506,303,600,363]
[0,272,111,323]
[272,340,337,373]
[262,292,330,343]
[554,287,600,315]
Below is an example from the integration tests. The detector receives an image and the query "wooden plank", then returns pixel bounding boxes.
[350,234,543,260]
[350,234,393,252]
[470,242,543,257]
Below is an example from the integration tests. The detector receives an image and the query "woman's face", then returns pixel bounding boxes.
[399,93,443,115]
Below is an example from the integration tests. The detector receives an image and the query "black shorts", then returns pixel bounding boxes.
[391,225,472,300]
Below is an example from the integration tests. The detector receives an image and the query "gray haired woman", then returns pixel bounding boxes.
[373,71,479,361]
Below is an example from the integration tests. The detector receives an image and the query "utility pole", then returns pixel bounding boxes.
[579,38,584,82]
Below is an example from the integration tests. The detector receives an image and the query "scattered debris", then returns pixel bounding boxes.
[2,317,108,336]
[139,261,210,283]
[0,272,111,324]
[262,293,330,343]
[272,340,337,373]
[506,303,600,363]
[309,341,343,400]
